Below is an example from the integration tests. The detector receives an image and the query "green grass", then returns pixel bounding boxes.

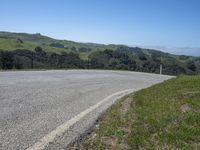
[83,75,200,150]
[0,33,115,58]
[0,38,69,53]
[0,31,132,59]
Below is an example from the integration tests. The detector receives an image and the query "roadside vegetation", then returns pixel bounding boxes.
[0,31,200,75]
[80,75,200,149]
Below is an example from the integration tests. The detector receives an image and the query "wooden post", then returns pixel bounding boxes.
[160,64,162,75]
[31,51,34,69]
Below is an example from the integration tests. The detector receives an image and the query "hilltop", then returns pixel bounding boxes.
[0,31,199,75]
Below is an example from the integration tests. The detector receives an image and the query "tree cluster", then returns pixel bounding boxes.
[0,47,86,70]
[0,46,198,75]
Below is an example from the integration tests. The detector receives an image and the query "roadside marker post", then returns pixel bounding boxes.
[160,64,162,75]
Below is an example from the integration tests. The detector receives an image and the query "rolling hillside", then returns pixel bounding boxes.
[0,31,118,54]
[0,31,199,75]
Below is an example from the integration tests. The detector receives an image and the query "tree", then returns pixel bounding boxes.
[34,46,47,63]
[48,53,59,68]
[78,47,91,52]
[1,51,14,69]
[17,38,23,43]
[71,47,76,51]
[50,42,64,48]
[187,61,196,72]
[35,46,43,53]
[14,56,23,69]
[139,55,147,61]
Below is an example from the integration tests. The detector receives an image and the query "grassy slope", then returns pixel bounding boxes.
[0,31,119,50]
[0,31,199,70]
[82,76,200,150]
[0,38,70,53]
[0,31,121,59]
[0,31,197,58]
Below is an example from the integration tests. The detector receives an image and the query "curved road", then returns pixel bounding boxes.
[0,70,172,150]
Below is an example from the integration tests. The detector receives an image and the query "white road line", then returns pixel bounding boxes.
[27,89,133,150]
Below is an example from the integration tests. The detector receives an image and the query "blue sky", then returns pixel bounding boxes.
[1,0,200,49]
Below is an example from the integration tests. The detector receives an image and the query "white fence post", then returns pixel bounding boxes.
[160,64,162,75]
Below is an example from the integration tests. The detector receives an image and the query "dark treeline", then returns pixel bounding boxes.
[0,46,198,75]
[0,47,86,70]
[89,47,198,75]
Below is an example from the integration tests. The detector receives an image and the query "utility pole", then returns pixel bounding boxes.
[160,64,162,75]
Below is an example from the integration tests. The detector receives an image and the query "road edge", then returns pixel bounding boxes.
[27,89,134,150]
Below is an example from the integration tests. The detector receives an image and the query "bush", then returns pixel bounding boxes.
[1,51,14,69]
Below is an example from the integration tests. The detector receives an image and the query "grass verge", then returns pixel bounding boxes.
[81,75,200,149]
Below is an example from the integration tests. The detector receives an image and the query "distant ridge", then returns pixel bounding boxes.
[0,31,199,75]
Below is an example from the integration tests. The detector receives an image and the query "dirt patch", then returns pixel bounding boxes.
[101,136,129,150]
[180,104,191,113]
[182,91,199,97]
[120,96,133,113]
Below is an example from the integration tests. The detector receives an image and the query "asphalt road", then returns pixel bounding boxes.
[0,70,172,150]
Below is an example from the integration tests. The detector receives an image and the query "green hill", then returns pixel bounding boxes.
[0,31,118,54]
[0,31,199,75]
